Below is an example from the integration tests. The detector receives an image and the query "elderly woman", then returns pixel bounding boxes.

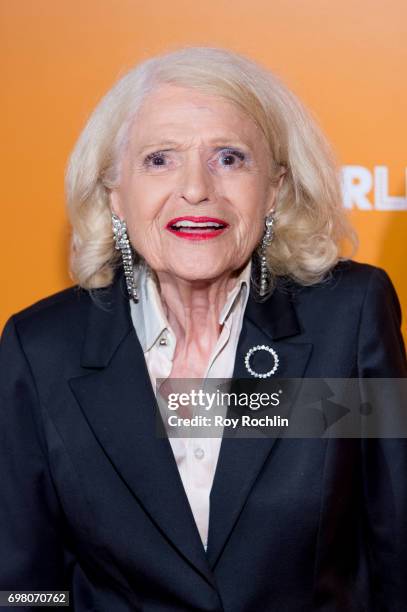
[1,47,406,611]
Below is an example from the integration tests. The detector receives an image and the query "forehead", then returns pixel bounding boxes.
[129,84,265,145]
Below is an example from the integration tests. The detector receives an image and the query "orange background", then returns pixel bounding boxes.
[1,0,406,340]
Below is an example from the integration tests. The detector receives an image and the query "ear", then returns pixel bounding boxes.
[276,170,286,190]
[109,188,124,219]
[267,169,286,215]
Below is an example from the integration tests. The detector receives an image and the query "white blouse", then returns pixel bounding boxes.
[130,261,251,551]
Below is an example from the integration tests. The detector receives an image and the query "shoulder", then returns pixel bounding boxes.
[13,284,89,321]
[317,259,403,337]
[280,258,394,332]
[0,284,96,368]
[3,283,88,333]
[325,259,398,295]
[324,259,402,322]
[285,259,406,376]
[1,271,128,373]
[312,258,392,289]
[287,259,400,312]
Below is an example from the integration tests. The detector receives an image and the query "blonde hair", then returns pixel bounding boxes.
[65,46,358,290]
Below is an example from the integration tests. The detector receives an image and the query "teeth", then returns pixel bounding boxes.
[172,220,224,229]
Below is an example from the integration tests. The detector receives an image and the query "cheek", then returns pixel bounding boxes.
[111,175,171,267]
[234,194,268,253]
[225,174,270,213]
[236,217,264,255]
[120,200,164,265]
[124,185,165,233]
[231,186,269,241]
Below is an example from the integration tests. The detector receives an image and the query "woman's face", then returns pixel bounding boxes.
[110,84,282,283]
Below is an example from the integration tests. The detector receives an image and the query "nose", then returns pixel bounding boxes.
[178,151,213,205]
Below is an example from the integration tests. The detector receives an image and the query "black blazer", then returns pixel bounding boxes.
[1,259,406,612]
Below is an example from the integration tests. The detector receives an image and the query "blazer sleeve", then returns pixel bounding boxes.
[357,267,407,611]
[357,266,407,377]
[0,315,74,593]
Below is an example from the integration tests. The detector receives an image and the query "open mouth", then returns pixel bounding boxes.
[165,216,229,240]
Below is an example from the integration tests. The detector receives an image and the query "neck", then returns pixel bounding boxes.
[154,269,244,355]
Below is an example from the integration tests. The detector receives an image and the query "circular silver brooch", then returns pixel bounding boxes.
[244,345,279,378]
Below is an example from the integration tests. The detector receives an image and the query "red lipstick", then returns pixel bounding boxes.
[165,216,229,241]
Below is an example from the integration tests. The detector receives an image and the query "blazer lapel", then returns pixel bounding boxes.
[68,272,216,589]
[206,282,313,568]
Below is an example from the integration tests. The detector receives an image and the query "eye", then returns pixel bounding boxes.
[143,151,169,167]
[217,148,246,168]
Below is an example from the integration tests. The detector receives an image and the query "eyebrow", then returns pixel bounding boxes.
[134,139,253,155]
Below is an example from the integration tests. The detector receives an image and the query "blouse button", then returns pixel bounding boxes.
[194,447,205,460]
[159,336,168,346]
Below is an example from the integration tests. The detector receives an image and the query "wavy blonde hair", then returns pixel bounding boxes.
[65,46,358,290]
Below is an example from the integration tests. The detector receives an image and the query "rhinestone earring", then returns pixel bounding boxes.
[111,213,138,302]
[258,213,275,298]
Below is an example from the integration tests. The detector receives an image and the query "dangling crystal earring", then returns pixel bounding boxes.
[111,213,138,302]
[258,212,275,298]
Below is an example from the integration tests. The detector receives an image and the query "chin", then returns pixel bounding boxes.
[167,263,231,283]
[156,250,229,279]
